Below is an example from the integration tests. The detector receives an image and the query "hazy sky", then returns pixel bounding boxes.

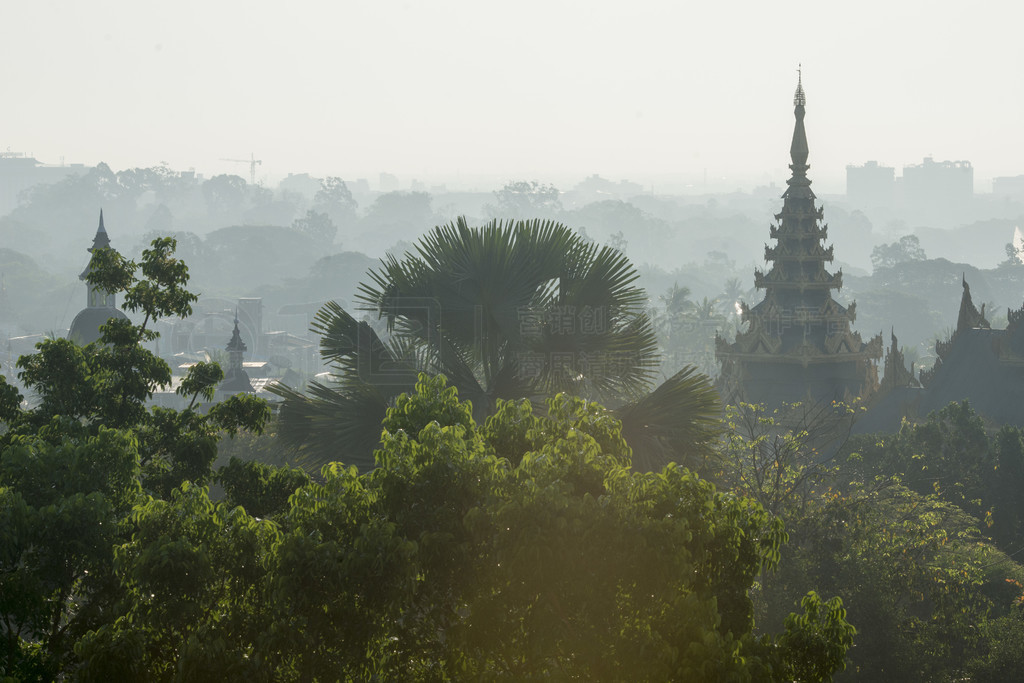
[4,0,1022,193]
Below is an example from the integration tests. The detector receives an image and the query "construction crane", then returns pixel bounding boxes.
[219,152,262,185]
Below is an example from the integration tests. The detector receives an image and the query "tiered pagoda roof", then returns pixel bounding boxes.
[716,73,882,406]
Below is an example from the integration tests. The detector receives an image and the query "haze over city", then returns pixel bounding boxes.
[5,0,1023,193]
[10,2,1024,680]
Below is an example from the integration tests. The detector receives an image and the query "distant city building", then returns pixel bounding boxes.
[846,160,895,207]
[0,153,89,215]
[716,75,884,406]
[67,211,129,346]
[993,175,1024,198]
[379,172,400,192]
[902,157,973,207]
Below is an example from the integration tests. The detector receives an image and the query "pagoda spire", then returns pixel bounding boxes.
[787,66,811,193]
[715,71,883,406]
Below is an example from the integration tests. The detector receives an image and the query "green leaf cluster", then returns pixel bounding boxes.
[50,374,852,681]
[720,399,1024,681]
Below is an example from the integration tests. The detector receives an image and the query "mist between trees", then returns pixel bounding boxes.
[3,167,1024,375]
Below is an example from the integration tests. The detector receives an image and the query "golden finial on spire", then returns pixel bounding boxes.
[794,63,806,107]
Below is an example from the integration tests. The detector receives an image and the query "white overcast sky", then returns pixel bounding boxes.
[3,0,1022,193]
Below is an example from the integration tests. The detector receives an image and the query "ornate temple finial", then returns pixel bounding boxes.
[98,209,106,233]
[794,64,806,107]
[787,67,810,181]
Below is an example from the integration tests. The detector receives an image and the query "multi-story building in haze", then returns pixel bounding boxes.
[845,160,895,207]
[902,157,973,206]
[993,175,1024,198]
[0,153,88,215]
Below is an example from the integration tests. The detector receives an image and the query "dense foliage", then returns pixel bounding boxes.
[716,401,1024,681]
[1,238,852,680]
[9,229,1024,681]
[2,365,855,680]
[0,238,270,678]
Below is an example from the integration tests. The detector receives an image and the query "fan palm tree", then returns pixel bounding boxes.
[273,218,720,470]
[720,277,745,315]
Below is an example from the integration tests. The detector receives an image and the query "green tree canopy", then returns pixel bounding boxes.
[0,236,270,678]
[77,373,853,681]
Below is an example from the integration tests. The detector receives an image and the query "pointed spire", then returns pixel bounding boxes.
[90,209,111,251]
[956,276,990,333]
[789,66,810,177]
[794,64,806,107]
[222,312,254,394]
[227,313,247,354]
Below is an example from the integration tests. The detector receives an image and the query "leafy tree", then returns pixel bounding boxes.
[218,457,309,519]
[565,200,669,246]
[871,234,927,270]
[290,209,337,247]
[719,400,1024,681]
[716,400,861,516]
[0,428,140,679]
[965,601,1024,682]
[486,180,562,219]
[273,218,721,471]
[80,373,853,681]
[202,174,248,217]
[361,191,433,231]
[200,224,319,291]
[12,163,134,238]
[1004,241,1022,266]
[848,402,1024,556]
[0,236,270,678]
[312,176,358,230]
[75,482,283,682]
[607,229,628,253]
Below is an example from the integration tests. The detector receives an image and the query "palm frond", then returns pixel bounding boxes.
[279,217,705,471]
[270,378,397,472]
[311,300,420,386]
[613,366,723,473]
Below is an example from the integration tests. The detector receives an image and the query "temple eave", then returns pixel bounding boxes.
[718,350,881,365]
[754,280,843,291]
